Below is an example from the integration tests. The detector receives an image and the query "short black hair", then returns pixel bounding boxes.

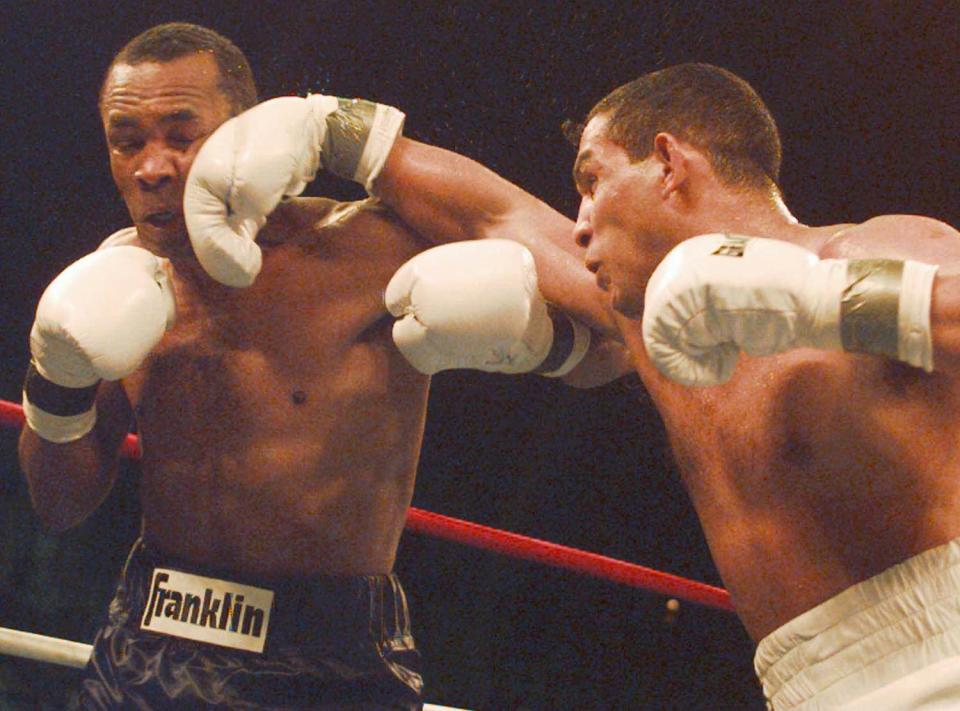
[100,22,257,115]
[569,63,781,191]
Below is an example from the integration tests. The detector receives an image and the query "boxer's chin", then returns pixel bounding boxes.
[136,220,191,260]
[610,287,643,320]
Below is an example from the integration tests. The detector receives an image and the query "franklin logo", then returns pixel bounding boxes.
[141,568,274,653]
[712,235,749,258]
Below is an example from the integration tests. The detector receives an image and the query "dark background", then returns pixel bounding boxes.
[1,2,957,709]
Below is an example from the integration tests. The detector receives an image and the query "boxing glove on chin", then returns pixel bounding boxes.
[185,95,405,288]
[23,246,176,442]
[385,240,590,376]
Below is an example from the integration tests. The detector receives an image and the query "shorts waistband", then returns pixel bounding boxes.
[112,539,413,654]
[755,537,960,709]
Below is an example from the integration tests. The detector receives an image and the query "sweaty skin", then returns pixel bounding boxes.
[570,115,960,640]
[575,116,960,640]
[129,200,430,574]
[20,52,610,578]
[374,123,960,642]
[23,197,432,575]
[624,221,960,640]
[19,53,432,576]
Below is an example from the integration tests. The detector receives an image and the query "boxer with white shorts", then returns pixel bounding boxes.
[241,63,957,708]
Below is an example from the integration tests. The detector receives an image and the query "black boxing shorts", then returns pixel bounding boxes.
[73,539,423,710]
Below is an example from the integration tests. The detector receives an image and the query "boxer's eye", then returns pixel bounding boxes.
[110,137,143,155]
[574,170,596,197]
[168,135,193,150]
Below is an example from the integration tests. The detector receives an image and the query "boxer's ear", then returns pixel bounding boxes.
[652,132,689,199]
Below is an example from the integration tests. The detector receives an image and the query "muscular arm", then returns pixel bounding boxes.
[375,137,618,337]
[561,337,635,388]
[185,98,626,384]
[19,380,133,531]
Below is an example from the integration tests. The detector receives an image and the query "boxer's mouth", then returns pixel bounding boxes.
[144,210,177,227]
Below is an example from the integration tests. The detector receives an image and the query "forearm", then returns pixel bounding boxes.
[376,138,618,335]
[19,244,170,528]
[19,427,119,531]
[18,380,132,531]
[562,335,635,389]
[376,138,553,243]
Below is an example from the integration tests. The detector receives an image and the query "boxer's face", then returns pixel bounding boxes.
[573,115,674,318]
[100,52,233,257]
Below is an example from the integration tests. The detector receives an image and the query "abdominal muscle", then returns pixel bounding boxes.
[123,316,431,577]
[137,428,425,576]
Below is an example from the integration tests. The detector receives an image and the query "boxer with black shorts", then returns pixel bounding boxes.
[18,23,611,709]
[79,540,420,709]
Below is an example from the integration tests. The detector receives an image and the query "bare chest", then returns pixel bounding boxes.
[122,251,414,445]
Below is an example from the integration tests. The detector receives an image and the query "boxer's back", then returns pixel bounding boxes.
[120,197,432,576]
[628,219,960,641]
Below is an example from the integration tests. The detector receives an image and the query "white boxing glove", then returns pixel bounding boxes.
[23,246,176,442]
[642,233,937,386]
[184,94,405,287]
[385,240,591,376]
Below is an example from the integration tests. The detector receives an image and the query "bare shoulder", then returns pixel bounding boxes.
[819,215,960,263]
[260,197,426,257]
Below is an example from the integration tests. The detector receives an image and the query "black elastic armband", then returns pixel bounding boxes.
[23,361,98,416]
[533,308,577,375]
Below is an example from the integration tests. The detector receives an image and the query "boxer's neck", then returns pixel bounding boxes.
[682,187,802,242]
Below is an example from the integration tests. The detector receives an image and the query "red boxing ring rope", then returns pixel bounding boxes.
[0,398,734,612]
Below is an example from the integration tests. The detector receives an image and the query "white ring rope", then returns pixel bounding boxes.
[0,626,91,669]
[0,625,470,710]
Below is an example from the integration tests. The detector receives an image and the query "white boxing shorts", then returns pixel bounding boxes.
[755,537,960,710]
